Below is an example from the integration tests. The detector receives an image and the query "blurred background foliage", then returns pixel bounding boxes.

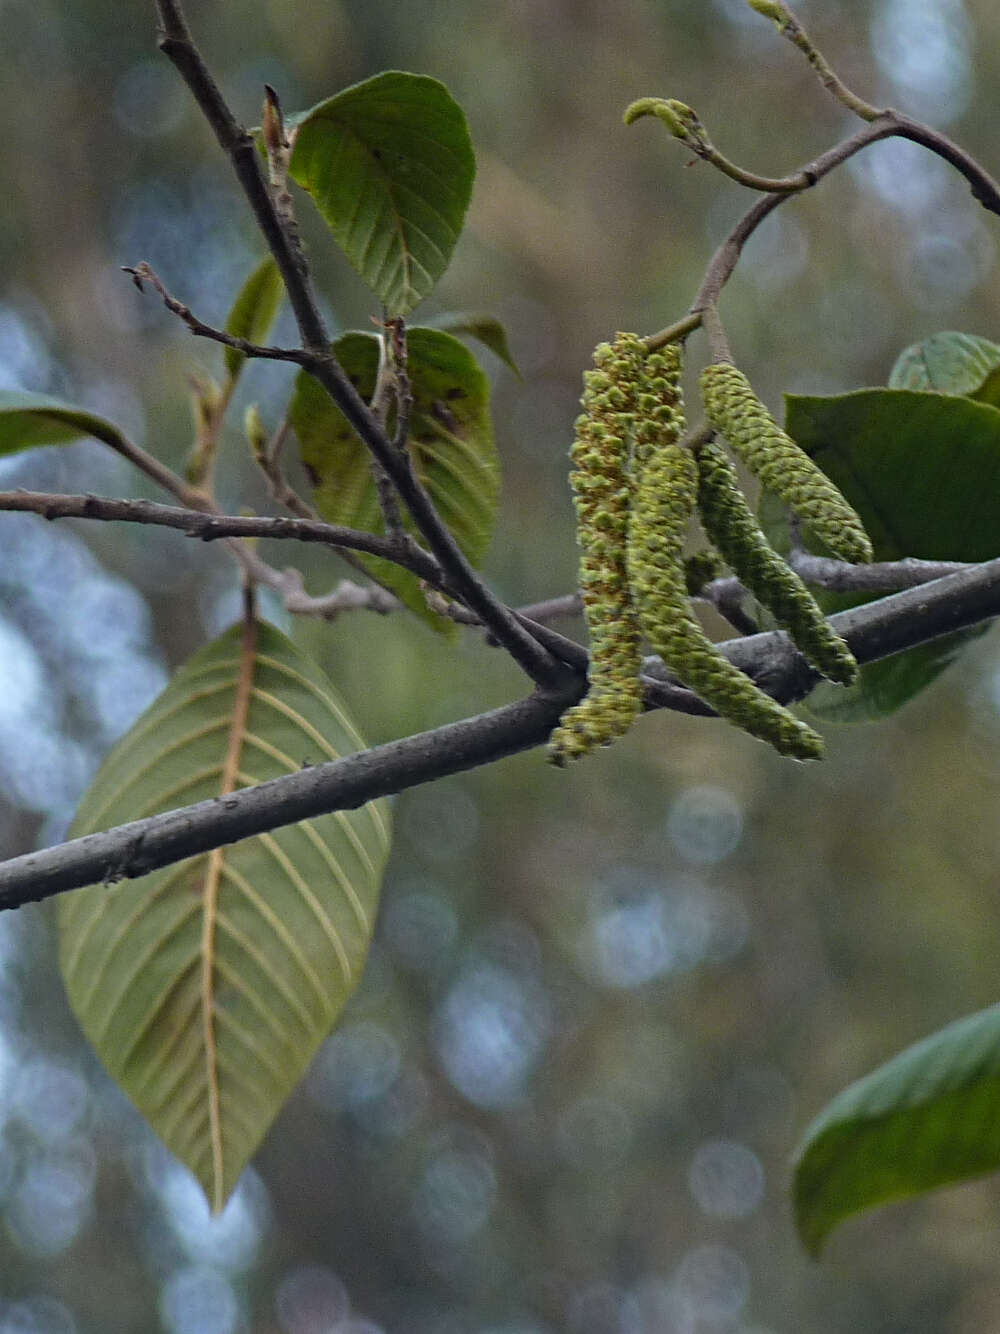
[1,0,1000,1330]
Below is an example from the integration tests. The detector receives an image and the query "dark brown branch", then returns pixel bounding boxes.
[693,112,1000,314]
[5,556,1000,909]
[0,491,445,580]
[7,487,982,620]
[125,263,312,365]
[692,119,897,312]
[155,0,324,344]
[645,110,1000,354]
[153,0,568,694]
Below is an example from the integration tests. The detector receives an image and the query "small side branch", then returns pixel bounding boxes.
[125,263,312,365]
[0,490,445,581]
[625,96,814,194]
[747,1,880,122]
[643,105,1000,353]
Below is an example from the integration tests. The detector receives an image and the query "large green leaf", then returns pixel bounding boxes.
[769,389,1000,721]
[794,1005,1000,1256]
[289,326,500,628]
[889,330,1000,407]
[0,391,130,456]
[223,256,285,382]
[58,621,391,1212]
[288,71,475,315]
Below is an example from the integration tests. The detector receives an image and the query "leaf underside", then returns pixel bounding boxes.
[888,329,1000,407]
[58,622,391,1212]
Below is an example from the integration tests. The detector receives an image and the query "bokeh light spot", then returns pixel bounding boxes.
[412,1146,497,1245]
[688,1140,765,1220]
[275,1264,349,1334]
[674,1246,750,1321]
[667,785,744,865]
[435,959,550,1108]
[160,1267,238,1334]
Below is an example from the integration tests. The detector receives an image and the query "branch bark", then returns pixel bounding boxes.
[3,556,999,910]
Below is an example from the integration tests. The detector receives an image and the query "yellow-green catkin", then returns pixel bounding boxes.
[700,362,873,565]
[548,333,646,765]
[695,438,858,687]
[628,434,824,761]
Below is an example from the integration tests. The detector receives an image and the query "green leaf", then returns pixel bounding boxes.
[288,71,475,315]
[223,256,285,381]
[58,621,391,1212]
[289,326,500,628]
[431,313,521,377]
[768,389,1000,721]
[889,330,1000,407]
[794,1005,1000,1256]
[0,391,131,456]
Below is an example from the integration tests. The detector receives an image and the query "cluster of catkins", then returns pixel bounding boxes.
[548,334,873,765]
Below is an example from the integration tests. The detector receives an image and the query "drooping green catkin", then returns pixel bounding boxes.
[632,345,685,473]
[628,438,824,761]
[549,333,647,765]
[684,548,726,596]
[694,439,858,687]
[699,362,873,565]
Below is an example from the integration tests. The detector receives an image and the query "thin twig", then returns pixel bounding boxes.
[748,2,880,122]
[690,112,1000,317]
[699,581,760,636]
[261,567,399,619]
[125,263,312,365]
[644,312,703,354]
[0,490,445,581]
[153,0,570,694]
[388,316,413,450]
[368,318,408,540]
[789,552,972,593]
[6,487,983,618]
[625,97,815,194]
[252,417,319,521]
[514,593,583,624]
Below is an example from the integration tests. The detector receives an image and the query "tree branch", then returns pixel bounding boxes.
[153,0,570,694]
[3,556,1000,910]
[125,263,313,365]
[645,109,1000,351]
[0,491,445,580]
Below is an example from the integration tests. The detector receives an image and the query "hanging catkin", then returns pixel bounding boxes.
[700,362,873,564]
[548,333,646,765]
[628,358,824,761]
[694,438,857,686]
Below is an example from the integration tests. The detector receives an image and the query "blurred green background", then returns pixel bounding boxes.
[2,0,1000,1330]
